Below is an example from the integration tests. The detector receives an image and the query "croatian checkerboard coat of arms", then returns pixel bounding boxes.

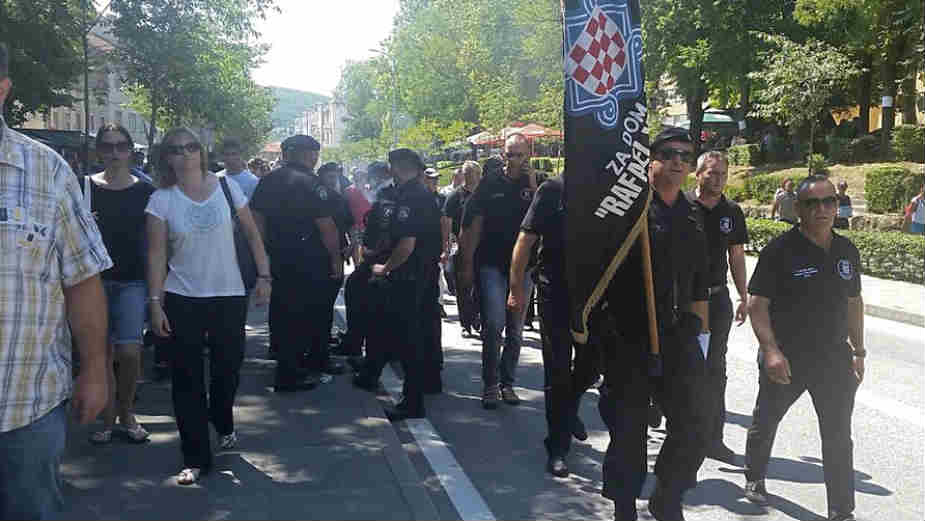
[562,0,650,344]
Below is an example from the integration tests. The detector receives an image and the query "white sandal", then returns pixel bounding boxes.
[176,467,202,485]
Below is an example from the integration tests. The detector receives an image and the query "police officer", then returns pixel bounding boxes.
[596,127,712,521]
[687,151,749,462]
[744,175,864,521]
[507,173,598,478]
[250,135,345,392]
[353,149,442,421]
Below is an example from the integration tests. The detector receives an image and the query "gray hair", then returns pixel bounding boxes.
[796,174,835,199]
[695,150,728,173]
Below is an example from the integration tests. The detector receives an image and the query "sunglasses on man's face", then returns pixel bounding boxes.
[653,148,693,164]
[504,152,525,159]
[165,142,202,156]
[98,141,131,154]
[799,195,838,211]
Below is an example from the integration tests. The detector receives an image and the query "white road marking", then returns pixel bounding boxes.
[381,366,497,521]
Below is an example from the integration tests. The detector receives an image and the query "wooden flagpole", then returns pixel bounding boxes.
[639,217,659,356]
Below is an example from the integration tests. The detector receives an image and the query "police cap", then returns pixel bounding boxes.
[424,167,440,179]
[367,161,390,179]
[651,126,693,152]
[388,148,426,171]
[281,135,321,152]
[317,162,342,175]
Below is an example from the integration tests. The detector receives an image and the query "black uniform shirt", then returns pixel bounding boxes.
[520,177,564,285]
[443,186,473,237]
[363,185,398,263]
[387,179,442,280]
[330,190,355,250]
[463,171,535,270]
[748,227,862,358]
[250,162,337,277]
[688,192,749,287]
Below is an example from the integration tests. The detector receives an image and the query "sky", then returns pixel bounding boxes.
[253,0,401,96]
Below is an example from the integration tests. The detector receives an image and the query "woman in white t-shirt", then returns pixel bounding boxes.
[145,128,271,485]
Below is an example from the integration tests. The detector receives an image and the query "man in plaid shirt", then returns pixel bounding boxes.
[0,42,112,519]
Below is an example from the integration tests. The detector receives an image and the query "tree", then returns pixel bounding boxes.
[335,59,386,142]
[750,34,859,168]
[107,0,276,146]
[0,0,85,125]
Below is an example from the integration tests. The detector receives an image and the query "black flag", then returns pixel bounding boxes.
[561,0,651,344]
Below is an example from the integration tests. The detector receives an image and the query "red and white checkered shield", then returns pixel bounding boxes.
[566,7,627,97]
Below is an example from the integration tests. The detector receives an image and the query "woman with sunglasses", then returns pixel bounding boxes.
[87,124,156,446]
[145,128,271,485]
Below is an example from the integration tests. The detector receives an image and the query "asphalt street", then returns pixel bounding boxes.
[388,298,925,521]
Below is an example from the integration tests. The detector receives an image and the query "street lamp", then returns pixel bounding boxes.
[81,0,113,175]
[369,47,397,148]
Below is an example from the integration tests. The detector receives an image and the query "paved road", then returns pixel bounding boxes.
[389,299,924,521]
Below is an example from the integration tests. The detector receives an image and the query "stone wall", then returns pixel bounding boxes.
[740,204,905,231]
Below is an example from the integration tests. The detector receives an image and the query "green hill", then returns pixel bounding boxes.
[268,86,329,128]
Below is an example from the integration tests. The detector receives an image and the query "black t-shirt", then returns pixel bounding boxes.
[388,179,442,279]
[443,186,473,237]
[89,179,155,281]
[689,192,749,287]
[330,190,355,250]
[520,177,564,285]
[249,163,337,278]
[748,227,861,358]
[463,172,536,269]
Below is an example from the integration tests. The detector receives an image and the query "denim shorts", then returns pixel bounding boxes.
[911,221,925,235]
[103,279,147,345]
[0,401,68,520]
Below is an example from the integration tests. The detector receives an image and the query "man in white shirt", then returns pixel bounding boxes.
[217,138,259,201]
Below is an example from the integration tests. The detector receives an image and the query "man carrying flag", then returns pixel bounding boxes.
[560,2,712,519]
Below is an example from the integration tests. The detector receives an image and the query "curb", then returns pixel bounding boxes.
[864,303,925,328]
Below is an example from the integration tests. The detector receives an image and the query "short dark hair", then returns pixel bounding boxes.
[95,123,134,151]
[796,174,834,200]
[0,42,8,79]
[222,138,242,153]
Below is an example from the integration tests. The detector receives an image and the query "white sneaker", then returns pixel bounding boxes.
[219,431,237,450]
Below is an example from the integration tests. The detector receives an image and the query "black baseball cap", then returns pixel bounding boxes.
[318,162,342,175]
[281,135,321,152]
[388,148,426,171]
[651,126,693,151]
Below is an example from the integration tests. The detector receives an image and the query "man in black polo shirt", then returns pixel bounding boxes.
[744,175,865,521]
[508,173,598,478]
[459,134,538,409]
[250,135,345,392]
[442,160,482,335]
[688,150,749,462]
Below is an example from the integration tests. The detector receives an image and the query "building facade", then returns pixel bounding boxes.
[293,100,347,147]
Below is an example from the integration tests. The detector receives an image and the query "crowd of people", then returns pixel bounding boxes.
[1,41,869,521]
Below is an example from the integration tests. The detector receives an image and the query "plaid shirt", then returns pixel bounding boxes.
[0,118,112,432]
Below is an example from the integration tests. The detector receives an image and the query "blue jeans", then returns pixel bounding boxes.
[0,401,68,520]
[478,264,534,388]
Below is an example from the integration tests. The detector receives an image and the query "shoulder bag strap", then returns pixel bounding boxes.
[219,176,240,227]
[82,175,92,212]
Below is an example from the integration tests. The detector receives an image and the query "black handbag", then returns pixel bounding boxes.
[219,177,257,290]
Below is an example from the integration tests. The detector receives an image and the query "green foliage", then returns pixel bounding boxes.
[0,0,85,125]
[744,173,799,203]
[807,153,828,175]
[728,144,764,166]
[848,134,880,162]
[746,218,925,283]
[268,86,328,135]
[891,125,925,162]
[864,166,922,213]
[825,136,852,163]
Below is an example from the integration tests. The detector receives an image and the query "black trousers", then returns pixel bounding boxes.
[745,347,857,513]
[164,292,248,469]
[342,263,373,356]
[271,273,341,385]
[359,277,426,413]
[705,290,734,447]
[597,326,649,519]
[418,265,443,389]
[537,280,599,458]
[453,253,480,331]
[652,325,711,496]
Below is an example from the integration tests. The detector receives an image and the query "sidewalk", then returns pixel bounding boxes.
[738,255,924,327]
[56,303,438,521]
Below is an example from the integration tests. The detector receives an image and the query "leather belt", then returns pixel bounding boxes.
[708,285,727,297]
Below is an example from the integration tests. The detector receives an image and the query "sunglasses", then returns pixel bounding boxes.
[98,141,131,154]
[800,195,838,211]
[504,152,525,159]
[165,142,202,156]
[653,148,694,163]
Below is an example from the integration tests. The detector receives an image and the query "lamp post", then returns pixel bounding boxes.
[369,47,397,148]
[81,0,113,175]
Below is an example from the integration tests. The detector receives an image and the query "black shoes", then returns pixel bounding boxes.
[744,480,769,506]
[546,456,569,477]
[322,359,346,375]
[828,510,855,521]
[648,401,663,428]
[384,404,425,422]
[572,416,588,441]
[707,443,737,464]
[274,377,319,393]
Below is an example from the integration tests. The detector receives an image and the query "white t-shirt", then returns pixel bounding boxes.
[145,175,248,297]
[913,198,925,225]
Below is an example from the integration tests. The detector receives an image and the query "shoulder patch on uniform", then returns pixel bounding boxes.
[520,188,535,201]
[719,216,733,234]
[398,206,410,221]
[837,259,854,280]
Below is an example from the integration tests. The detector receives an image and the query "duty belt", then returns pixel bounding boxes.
[708,284,727,297]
